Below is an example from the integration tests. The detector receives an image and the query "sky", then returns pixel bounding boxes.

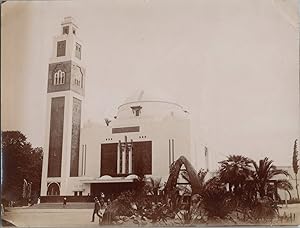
[1,0,299,169]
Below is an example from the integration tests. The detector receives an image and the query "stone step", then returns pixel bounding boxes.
[29,202,94,209]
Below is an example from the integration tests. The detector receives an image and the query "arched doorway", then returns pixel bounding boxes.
[47,182,60,196]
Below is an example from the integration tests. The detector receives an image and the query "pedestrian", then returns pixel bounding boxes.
[91,197,101,222]
[107,198,111,206]
[294,213,296,221]
[1,203,4,216]
[98,198,107,224]
[63,197,67,207]
[100,192,105,199]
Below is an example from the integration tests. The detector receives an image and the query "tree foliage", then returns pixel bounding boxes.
[201,177,233,220]
[163,155,293,222]
[1,131,43,202]
[104,154,294,225]
[293,139,299,174]
[218,155,253,194]
[293,139,299,199]
[164,156,202,195]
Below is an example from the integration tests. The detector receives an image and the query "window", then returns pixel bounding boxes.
[131,106,142,117]
[57,40,66,57]
[132,141,152,175]
[63,26,69,35]
[53,70,66,85]
[74,78,81,87]
[101,143,118,176]
[47,182,60,196]
[75,43,81,59]
[73,66,83,88]
[74,191,78,196]
[73,28,76,35]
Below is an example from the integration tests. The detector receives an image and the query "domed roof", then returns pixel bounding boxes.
[123,89,178,105]
[115,89,188,120]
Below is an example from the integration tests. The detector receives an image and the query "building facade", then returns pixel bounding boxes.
[40,18,191,201]
[275,166,300,201]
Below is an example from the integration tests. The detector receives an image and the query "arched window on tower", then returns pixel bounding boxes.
[61,72,65,84]
[74,74,82,87]
[53,70,66,85]
[63,26,69,35]
[75,43,81,60]
[54,72,59,85]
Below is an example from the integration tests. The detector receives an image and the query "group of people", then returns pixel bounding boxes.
[91,192,111,223]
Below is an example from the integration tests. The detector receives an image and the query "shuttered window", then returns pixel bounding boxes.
[101,143,117,176]
[57,40,66,57]
[132,141,152,175]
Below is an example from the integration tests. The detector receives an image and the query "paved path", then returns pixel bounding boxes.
[278,203,300,224]
[3,208,98,227]
[2,203,300,227]
[30,203,94,209]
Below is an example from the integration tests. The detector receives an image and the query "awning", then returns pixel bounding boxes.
[80,176,137,184]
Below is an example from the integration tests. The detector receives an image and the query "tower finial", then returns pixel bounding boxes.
[61,16,78,28]
[61,16,79,36]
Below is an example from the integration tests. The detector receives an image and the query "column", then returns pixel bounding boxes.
[117,140,121,174]
[122,144,126,174]
[81,145,84,176]
[172,139,175,163]
[129,140,133,173]
[84,145,87,176]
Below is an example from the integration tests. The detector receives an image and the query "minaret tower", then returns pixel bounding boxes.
[41,17,85,198]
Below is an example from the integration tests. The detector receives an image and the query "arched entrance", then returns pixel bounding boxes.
[47,182,60,196]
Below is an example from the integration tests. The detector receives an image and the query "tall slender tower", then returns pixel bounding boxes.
[41,17,85,199]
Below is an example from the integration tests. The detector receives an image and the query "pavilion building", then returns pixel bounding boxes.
[40,17,191,202]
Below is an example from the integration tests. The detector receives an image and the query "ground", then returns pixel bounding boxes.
[3,207,96,227]
[2,203,300,227]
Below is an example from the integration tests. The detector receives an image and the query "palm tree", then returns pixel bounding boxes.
[218,155,253,194]
[145,177,162,195]
[292,139,299,199]
[200,176,235,221]
[104,118,111,126]
[164,156,202,195]
[251,157,292,200]
[181,168,208,192]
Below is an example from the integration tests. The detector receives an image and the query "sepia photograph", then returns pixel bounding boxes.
[1,0,300,227]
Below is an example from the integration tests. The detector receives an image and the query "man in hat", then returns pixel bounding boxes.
[91,197,101,222]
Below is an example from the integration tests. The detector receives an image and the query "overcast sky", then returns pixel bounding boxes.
[1,0,299,169]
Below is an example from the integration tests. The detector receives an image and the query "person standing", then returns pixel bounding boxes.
[1,203,4,216]
[91,197,100,222]
[98,198,107,224]
[107,198,111,206]
[63,197,67,208]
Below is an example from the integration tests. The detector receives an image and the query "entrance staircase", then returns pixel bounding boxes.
[29,202,94,209]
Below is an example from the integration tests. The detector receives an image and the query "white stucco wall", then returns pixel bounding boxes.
[45,91,192,196]
[74,98,191,194]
